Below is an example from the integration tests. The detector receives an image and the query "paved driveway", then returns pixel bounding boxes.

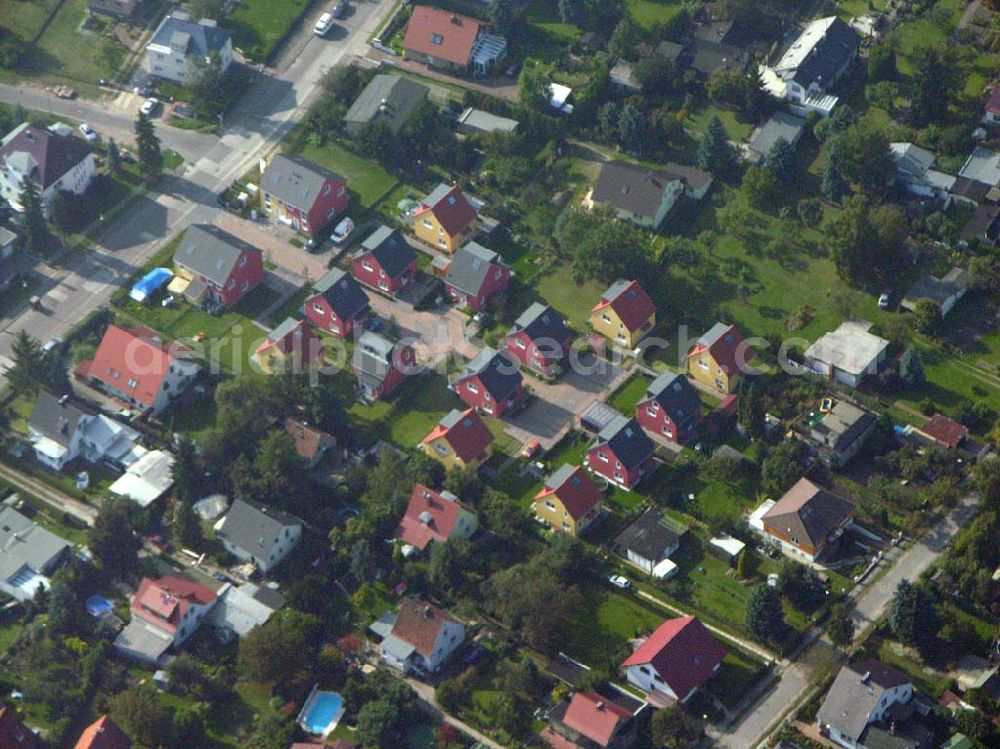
[365,292,477,368]
[505,354,626,450]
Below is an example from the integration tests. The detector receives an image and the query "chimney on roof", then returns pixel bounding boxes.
[596,701,605,710]
[423,605,433,618]
[451,14,460,23]
[860,671,871,684]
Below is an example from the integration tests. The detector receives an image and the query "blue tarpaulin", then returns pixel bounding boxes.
[130,267,173,303]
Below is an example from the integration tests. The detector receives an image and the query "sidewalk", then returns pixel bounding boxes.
[0,461,97,526]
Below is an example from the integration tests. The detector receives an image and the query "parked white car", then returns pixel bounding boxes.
[878,291,891,310]
[140,98,160,116]
[609,575,630,590]
[330,217,355,244]
[314,11,334,36]
[78,123,98,141]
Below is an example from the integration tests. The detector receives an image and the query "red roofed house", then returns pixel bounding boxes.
[543,692,637,749]
[687,321,753,394]
[76,324,201,415]
[620,615,726,704]
[915,413,969,450]
[395,483,479,552]
[533,464,604,537]
[379,598,466,674]
[0,704,40,749]
[74,715,131,749]
[114,575,217,663]
[422,408,494,470]
[284,417,337,469]
[413,183,478,253]
[985,82,1000,125]
[590,279,657,349]
[402,6,506,76]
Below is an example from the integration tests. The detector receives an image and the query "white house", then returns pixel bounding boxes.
[114,575,217,663]
[890,142,956,201]
[145,10,233,84]
[0,122,95,213]
[816,660,914,749]
[213,499,303,574]
[804,320,889,388]
[375,598,465,675]
[760,17,861,117]
[900,267,969,318]
[209,582,285,640]
[0,506,72,601]
[620,615,726,704]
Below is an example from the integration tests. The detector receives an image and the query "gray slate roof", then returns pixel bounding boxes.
[748,112,806,161]
[811,400,876,452]
[456,107,519,134]
[354,331,397,388]
[510,303,571,343]
[616,508,682,562]
[260,153,343,211]
[215,499,302,558]
[816,660,911,742]
[28,391,89,447]
[594,414,655,470]
[312,267,369,321]
[354,226,416,279]
[763,478,854,550]
[902,268,969,308]
[175,224,260,286]
[0,506,71,583]
[445,242,506,295]
[149,11,231,56]
[344,74,429,134]
[642,372,701,429]
[454,346,522,402]
[592,160,711,219]
[775,16,860,89]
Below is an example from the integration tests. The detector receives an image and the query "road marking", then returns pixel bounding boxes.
[46,287,68,302]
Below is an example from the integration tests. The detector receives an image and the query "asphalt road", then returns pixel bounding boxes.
[0,0,395,370]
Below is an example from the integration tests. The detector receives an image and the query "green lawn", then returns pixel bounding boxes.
[0,621,21,657]
[685,105,755,142]
[625,0,684,28]
[4,0,129,96]
[706,650,765,710]
[533,266,606,333]
[293,141,399,208]
[226,0,312,62]
[0,0,60,41]
[608,374,650,415]
[564,583,666,669]
[346,373,464,448]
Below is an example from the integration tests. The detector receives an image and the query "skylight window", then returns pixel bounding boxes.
[430,33,443,45]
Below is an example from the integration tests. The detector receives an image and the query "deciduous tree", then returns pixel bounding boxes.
[88,497,142,576]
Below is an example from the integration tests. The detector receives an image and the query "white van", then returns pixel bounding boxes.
[314,11,334,36]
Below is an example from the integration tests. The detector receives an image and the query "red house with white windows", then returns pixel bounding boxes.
[173,224,264,310]
[352,331,416,400]
[444,242,510,311]
[450,346,523,417]
[586,414,656,490]
[114,574,217,663]
[259,154,348,238]
[635,371,703,444]
[304,267,370,338]
[352,225,417,297]
[506,302,573,377]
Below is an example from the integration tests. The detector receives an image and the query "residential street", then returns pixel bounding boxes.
[0,0,397,375]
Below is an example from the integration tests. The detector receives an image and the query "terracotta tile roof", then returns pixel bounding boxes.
[562,692,632,747]
[688,322,753,377]
[390,598,457,658]
[283,417,336,462]
[422,408,494,463]
[85,325,189,408]
[74,716,131,749]
[0,705,39,749]
[395,483,475,550]
[415,183,477,237]
[620,615,726,700]
[132,575,217,634]
[535,465,602,522]
[591,279,656,333]
[918,413,968,449]
[403,6,483,66]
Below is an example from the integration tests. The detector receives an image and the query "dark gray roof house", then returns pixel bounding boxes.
[591,160,712,229]
[354,226,416,280]
[311,267,369,322]
[594,414,655,470]
[147,10,232,57]
[511,302,572,344]
[214,499,303,573]
[259,154,344,212]
[770,16,860,93]
[615,508,687,571]
[28,391,89,449]
[344,74,429,135]
[642,372,702,432]
[0,506,72,602]
[453,346,522,403]
[816,660,912,746]
[445,242,507,297]
[174,224,261,287]
[87,0,140,18]
[656,40,685,63]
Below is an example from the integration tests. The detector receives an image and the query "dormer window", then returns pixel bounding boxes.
[239,255,247,267]
[127,377,138,388]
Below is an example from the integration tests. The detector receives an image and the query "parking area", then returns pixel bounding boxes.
[213,212,329,281]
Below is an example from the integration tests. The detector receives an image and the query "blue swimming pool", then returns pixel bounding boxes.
[299,690,344,736]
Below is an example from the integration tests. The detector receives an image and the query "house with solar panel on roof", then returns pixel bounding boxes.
[259,154,349,238]
[144,10,232,84]
[759,16,861,117]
